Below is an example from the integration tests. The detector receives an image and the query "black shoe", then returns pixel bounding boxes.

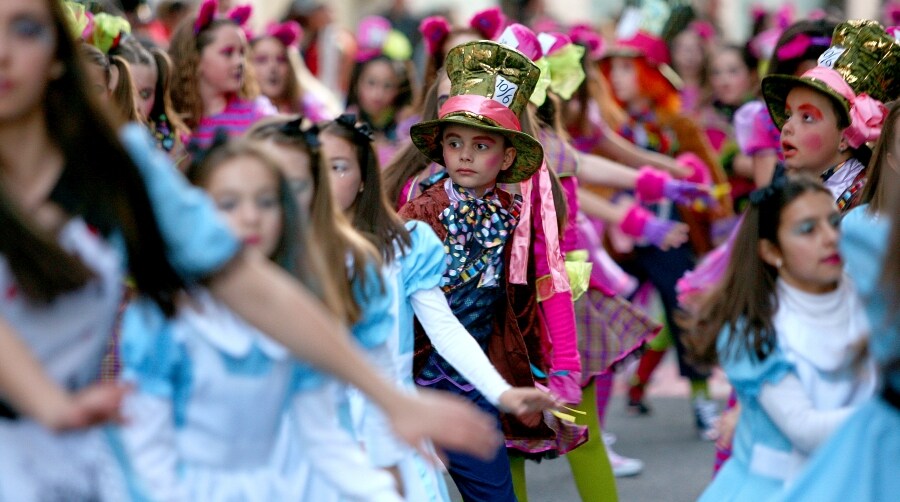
[626,398,652,415]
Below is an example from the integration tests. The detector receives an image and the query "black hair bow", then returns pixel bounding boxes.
[335,114,375,143]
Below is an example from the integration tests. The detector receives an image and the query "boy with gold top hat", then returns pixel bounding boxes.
[399,40,566,501]
[761,19,900,211]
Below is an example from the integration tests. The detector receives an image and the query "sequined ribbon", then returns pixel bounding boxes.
[440,183,518,289]
[509,161,570,296]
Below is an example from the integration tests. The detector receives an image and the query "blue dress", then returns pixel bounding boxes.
[774,206,899,501]
[0,124,239,502]
[698,329,796,502]
[350,222,452,502]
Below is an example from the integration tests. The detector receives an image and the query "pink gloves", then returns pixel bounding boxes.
[539,291,583,405]
[635,166,712,206]
[618,204,679,248]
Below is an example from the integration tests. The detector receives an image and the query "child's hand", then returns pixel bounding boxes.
[663,179,714,207]
[715,403,740,451]
[498,387,560,415]
[390,389,501,461]
[643,216,690,251]
[56,382,131,431]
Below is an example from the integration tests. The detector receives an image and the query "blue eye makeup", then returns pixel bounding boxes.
[12,16,54,44]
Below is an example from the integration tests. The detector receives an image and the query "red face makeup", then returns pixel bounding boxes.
[441,124,514,197]
[780,86,847,175]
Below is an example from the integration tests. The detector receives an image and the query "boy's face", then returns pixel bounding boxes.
[780,86,847,175]
[441,124,516,196]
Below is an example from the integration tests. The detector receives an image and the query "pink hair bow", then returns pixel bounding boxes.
[469,7,506,39]
[266,21,303,48]
[775,34,832,61]
[690,20,716,42]
[569,24,604,60]
[845,94,887,149]
[420,15,451,56]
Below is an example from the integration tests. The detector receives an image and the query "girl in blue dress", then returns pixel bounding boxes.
[773,96,900,502]
[690,175,875,501]
[117,138,403,501]
[0,0,503,498]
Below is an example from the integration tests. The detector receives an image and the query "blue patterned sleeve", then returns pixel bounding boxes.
[119,299,188,398]
[399,221,447,296]
[350,262,393,349]
[118,124,240,281]
[718,324,793,399]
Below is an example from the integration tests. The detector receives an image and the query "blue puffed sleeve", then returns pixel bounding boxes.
[841,205,898,389]
[840,206,888,300]
[718,324,793,399]
[350,262,394,349]
[399,220,447,296]
[118,123,240,280]
[119,300,190,400]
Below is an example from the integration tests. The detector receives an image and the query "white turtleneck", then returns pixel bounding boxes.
[774,275,876,409]
[757,275,876,459]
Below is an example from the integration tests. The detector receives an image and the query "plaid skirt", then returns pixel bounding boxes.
[575,288,660,386]
[506,409,589,460]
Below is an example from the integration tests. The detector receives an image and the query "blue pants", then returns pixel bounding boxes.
[428,379,517,502]
[625,244,709,381]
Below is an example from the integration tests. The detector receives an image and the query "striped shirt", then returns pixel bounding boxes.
[190,96,276,149]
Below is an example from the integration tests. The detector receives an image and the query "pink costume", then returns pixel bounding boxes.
[538,128,657,385]
[190,96,277,149]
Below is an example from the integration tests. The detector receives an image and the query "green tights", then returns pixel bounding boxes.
[509,380,618,501]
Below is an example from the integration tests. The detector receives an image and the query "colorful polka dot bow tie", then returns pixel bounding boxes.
[440,183,520,289]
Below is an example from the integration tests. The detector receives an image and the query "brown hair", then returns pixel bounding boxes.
[81,43,140,123]
[168,18,259,129]
[246,117,380,324]
[884,163,900,314]
[690,175,832,366]
[566,53,628,134]
[860,101,900,213]
[0,0,185,314]
[321,116,412,265]
[381,74,442,206]
[147,47,191,150]
[345,56,415,129]
[249,36,303,112]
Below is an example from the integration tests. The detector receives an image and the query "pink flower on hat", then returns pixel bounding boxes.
[495,24,543,61]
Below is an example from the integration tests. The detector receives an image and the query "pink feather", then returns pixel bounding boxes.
[419,16,450,56]
[469,7,505,39]
[193,0,217,34]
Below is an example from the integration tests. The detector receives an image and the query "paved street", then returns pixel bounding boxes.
[447,354,730,501]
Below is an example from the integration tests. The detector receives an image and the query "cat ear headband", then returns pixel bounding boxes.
[194,0,253,35]
[419,7,507,57]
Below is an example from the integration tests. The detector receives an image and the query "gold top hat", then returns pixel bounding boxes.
[410,41,544,184]
[763,20,900,131]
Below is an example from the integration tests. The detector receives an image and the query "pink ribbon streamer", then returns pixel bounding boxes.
[509,162,570,295]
